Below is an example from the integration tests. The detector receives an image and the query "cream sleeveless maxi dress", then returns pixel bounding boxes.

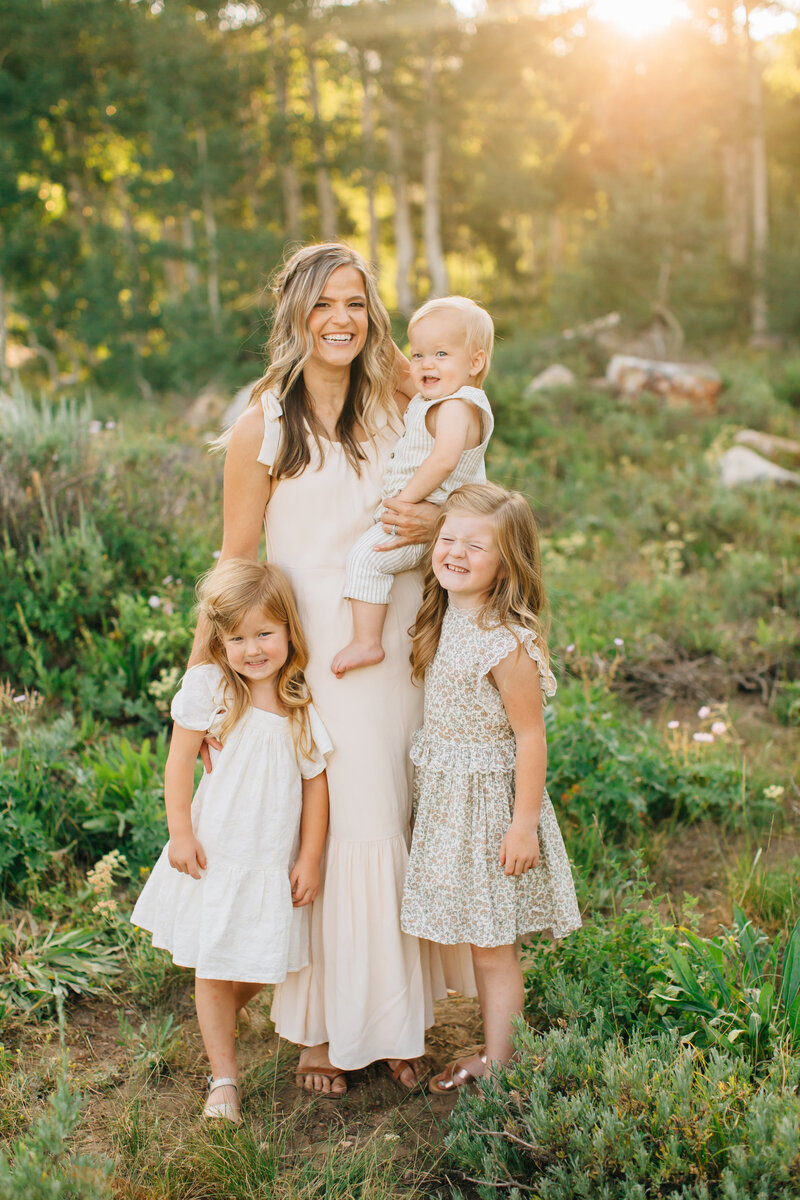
[259,392,475,1071]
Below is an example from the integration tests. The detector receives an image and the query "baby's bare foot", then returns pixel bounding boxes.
[331,640,385,678]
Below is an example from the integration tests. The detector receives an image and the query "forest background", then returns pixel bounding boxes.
[2,2,800,1199]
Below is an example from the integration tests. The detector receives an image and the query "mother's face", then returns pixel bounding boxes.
[306,265,369,371]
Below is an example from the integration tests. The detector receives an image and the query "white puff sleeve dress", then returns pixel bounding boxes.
[131,663,332,983]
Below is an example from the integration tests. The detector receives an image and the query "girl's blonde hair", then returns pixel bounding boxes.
[231,243,398,476]
[195,558,313,756]
[411,483,550,682]
[408,296,494,385]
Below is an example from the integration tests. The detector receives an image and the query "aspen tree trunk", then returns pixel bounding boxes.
[0,270,9,388]
[385,94,415,316]
[308,50,337,241]
[722,144,749,267]
[195,125,222,335]
[421,54,449,298]
[359,50,380,268]
[745,6,769,340]
[161,218,184,304]
[274,52,303,240]
[181,212,201,290]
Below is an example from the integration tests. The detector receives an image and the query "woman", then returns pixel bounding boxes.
[198,243,474,1096]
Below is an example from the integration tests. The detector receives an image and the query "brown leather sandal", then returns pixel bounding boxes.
[383,1057,427,1089]
[429,1050,487,1095]
[294,1064,348,1099]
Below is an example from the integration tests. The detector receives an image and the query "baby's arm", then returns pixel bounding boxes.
[490,649,547,876]
[393,398,478,505]
[165,724,208,879]
[290,770,330,907]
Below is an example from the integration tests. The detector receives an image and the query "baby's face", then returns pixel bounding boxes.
[409,312,485,401]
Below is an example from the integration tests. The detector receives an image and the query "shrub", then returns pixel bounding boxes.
[653,904,800,1068]
[446,1016,800,1199]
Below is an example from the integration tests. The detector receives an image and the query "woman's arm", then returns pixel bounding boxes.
[165,724,209,878]
[289,770,330,907]
[188,406,271,667]
[490,648,547,877]
[393,341,414,408]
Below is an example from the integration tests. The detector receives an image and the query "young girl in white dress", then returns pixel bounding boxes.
[400,483,581,1093]
[131,559,331,1124]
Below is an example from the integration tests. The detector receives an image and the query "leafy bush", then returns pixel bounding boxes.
[446,1017,800,1199]
[547,681,761,842]
[0,920,121,1021]
[523,877,668,1038]
[654,905,800,1067]
[0,1069,112,1199]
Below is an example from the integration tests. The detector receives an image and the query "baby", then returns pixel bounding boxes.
[331,295,494,677]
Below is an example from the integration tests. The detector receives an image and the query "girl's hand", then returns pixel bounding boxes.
[200,734,223,774]
[289,854,321,907]
[499,821,540,876]
[168,833,207,879]
[377,497,439,549]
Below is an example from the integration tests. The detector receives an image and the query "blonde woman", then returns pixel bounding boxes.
[193,244,474,1097]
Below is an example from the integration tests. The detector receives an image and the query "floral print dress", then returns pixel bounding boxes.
[400,605,582,948]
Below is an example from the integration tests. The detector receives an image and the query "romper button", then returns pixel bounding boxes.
[390,452,394,458]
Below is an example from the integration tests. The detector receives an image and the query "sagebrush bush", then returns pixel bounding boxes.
[446,1016,800,1199]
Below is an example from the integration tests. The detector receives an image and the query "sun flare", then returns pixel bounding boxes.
[591,0,688,38]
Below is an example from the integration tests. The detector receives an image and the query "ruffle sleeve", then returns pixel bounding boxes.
[255,388,283,475]
[478,624,557,704]
[170,664,228,733]
[296,702,334,780]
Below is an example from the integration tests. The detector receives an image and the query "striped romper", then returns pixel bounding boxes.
[343,385,494,605]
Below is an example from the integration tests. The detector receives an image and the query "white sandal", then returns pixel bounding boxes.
[203,1076,241,1124]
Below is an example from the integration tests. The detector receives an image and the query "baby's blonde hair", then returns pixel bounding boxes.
[408,296,494,385]
[195,559,313,756]
[411,483,550,682]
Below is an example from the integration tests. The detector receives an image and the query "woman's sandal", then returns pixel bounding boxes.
[429,1050,488,1096]
[294,1064,348,1099]
[383,1057,427,1089]
[203,1076,241,1124]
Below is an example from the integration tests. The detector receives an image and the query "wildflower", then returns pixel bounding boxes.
[566,643,575,653]
[697,705,711,719]
[613,637,624,647]
[92,897,118,917]
[667,720,680,729]
[13,694,25,704]
[763,784,785,800]
[162,601,175,616]
[711,721,727,735]
[148,595,161,608]
[212,550,221,559]
[693,732,714,744]
[666,521,681,535]
[105,420,116,430]
[162,575,173,586]
[89,419,103,434]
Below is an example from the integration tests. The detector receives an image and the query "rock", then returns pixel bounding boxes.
[223,380,261,428]
[524,365,576,397]
[717,446,800,488]
[606,355,721,412]
[734,429,800,463]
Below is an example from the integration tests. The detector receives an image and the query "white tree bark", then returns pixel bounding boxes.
[308,51,337,241]
[274,52,303,240]
[359,50,380,268]
[385,94,415,316]
[421,54,449,297]
[745,5,769,339]
[195,125,222,335]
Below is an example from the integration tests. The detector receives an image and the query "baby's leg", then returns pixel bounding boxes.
[332,526,424,677]
[195,976,240,1110]
[471,942,524,1069]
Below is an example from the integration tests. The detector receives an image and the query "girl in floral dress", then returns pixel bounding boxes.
[401,483,581,1093]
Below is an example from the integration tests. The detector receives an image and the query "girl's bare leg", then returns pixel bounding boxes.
[469,941,524,1072]
[195,977,239,1108]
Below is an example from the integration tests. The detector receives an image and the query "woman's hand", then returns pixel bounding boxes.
[168,833,207,879]
[377,497,439,550]
[499,819,540,876]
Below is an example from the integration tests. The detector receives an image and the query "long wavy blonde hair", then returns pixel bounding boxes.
[195,558,314,757]
[411,483,551,683]
[242,243,398,476]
